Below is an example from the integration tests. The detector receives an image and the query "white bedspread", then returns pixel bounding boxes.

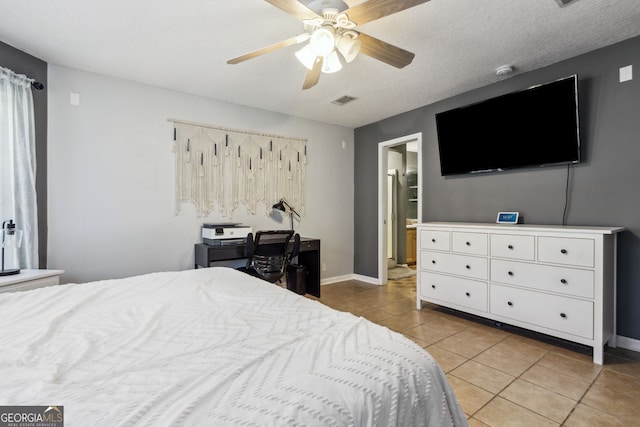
[0,267,467,426]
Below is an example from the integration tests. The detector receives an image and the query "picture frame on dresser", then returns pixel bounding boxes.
[416,222,623,365]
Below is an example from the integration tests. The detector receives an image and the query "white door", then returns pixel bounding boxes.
[387,170,398,267]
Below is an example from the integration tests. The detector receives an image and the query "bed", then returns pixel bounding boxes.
[0,267,467,426]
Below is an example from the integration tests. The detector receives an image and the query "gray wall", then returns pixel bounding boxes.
[354,36,640,340]
[0,41,47,267]
[47,65,354,284]
[1,39,355,285]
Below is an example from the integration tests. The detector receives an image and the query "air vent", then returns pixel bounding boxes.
[331,95,358,106]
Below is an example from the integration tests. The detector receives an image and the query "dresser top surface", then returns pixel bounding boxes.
[418,222,624,235]
[0,269,65,286]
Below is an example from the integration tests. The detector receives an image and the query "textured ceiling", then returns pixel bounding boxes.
[1,0,639,128]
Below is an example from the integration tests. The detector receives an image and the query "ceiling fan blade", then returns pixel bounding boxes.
[302,57,323,90]
[265,0,320,21]
[227,34,310,65]
[345,0,430,26]
[358,32,415,68]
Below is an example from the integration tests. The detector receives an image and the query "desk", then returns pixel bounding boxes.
[195,237,321,297]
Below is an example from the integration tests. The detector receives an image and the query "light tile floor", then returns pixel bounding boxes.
[310,275,640,426]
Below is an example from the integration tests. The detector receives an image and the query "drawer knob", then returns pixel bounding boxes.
[465,265,471,269]
[465,292,470,297]
[466,241,471,246]
[432,238,436,243]
[507,301,513,307]
[560,279,568,284]
[508,271,514,276]
[432,260,436,264]
[431,285,436,289]
[508,244,514,250]
[561,249,568,254]
[560,312,567,318]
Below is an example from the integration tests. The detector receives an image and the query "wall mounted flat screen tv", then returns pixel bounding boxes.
[435,75,580,176]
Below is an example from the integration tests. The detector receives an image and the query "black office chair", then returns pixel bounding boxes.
[238,230,300,283]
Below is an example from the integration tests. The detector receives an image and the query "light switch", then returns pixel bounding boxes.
[619,65,633,83]
[70,92,80,106]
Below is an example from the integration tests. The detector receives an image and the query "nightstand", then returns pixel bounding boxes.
[0,269,65,293]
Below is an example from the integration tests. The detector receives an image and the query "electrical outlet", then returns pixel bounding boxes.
[322,263,327,271]
[70,92,80,106]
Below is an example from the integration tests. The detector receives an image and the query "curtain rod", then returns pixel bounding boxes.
[0,65,44,90]
[167,118,307,143]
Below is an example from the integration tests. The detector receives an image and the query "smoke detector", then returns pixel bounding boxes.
[496,65,514,76]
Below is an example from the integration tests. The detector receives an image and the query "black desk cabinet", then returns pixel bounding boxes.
[194,237,321,298]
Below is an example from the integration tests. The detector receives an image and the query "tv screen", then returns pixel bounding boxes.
[435,75,580,176]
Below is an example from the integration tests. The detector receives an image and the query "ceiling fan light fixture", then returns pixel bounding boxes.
[309,27,336,56]
[322,51,342,73]
[295,44,317,70]
[336,34,361,63]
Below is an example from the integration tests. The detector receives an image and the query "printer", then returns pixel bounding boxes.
[202,223,252,246]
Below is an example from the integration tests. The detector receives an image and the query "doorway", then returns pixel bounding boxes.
[377,133,422,285]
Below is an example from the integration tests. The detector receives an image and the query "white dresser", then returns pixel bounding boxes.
[416,222,624,364]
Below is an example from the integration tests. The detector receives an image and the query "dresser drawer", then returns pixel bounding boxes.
[490,234,535,260]
[421,251,487,280]
[490,259,594,299]
[538,237,595,267]
[490,284,593,339]
[452,232,488,255]
[420,271,487,312]
[420,230,450,251]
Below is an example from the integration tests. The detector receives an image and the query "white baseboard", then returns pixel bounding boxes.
[616,335,640,352]
[320,274,355,285]
[351,274,382,285]
[320,274,382,286]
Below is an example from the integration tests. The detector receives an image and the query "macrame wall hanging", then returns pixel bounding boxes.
[169,119,307,218]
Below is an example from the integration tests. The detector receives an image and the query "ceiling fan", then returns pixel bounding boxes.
[227,0,430,90]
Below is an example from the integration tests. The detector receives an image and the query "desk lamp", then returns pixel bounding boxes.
[272,199,300,230]
[1,220,23,276]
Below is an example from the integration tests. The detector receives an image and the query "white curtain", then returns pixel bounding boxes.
[0,66,38,269]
